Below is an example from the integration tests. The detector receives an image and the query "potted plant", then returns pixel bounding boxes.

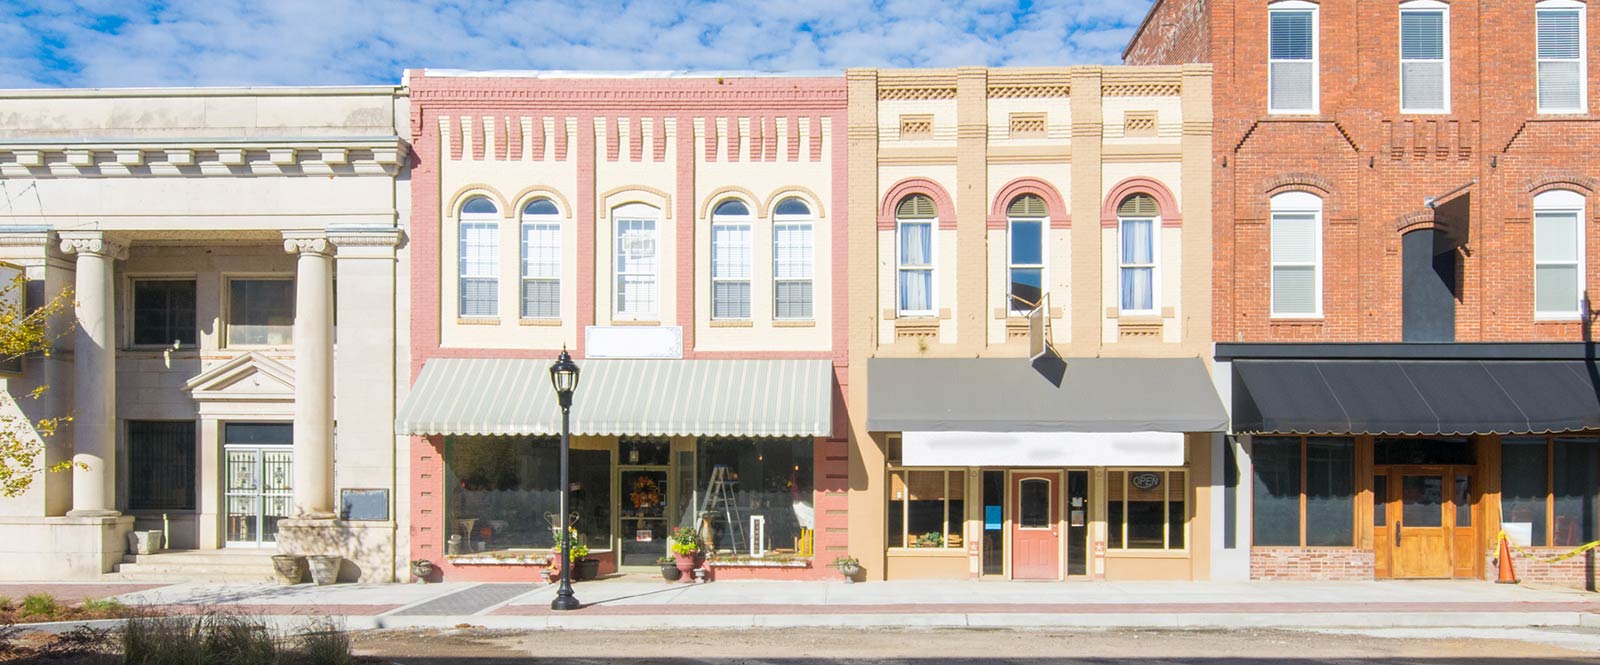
[915,531,944,548]
[551,529,596,580]
[833,555,863,583]
[271,554,305,585]
[658,555,682,582]
[410,559,435,583]
[306,554,342,585]
[668,526,703,579]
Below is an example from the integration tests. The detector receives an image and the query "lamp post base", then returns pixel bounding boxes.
[550,592,581,611]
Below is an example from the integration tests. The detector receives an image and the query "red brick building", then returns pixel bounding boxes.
[1129,0,1600,586]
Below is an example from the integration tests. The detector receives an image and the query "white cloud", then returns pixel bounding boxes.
[6,0,1154,88]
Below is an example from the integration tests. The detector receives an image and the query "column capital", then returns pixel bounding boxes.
[58,231,128,260]
[282,231,333,257]
[326,226,405,256]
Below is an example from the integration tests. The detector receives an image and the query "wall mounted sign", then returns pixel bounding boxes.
[339,488,389,521]
[585,326,683,359]
[1130,472,1162,490]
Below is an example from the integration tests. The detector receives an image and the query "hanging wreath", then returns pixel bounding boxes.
[630,475,663,508]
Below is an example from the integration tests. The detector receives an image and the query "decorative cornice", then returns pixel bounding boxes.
[57,232,127,260]
[282,232,333,257]
[326,227,404,248]
[0,138,409,178]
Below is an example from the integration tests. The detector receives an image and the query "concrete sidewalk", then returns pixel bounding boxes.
[8,578,1600,631]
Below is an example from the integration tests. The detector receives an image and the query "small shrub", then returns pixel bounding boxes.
[79,598,127,616]
[295,617,353,665]
[121,611,354,665]
[124,614,206,664]
[203,613,277,665]
[19,593,59,619]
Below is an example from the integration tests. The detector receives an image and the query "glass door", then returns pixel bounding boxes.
[224,445,293,547]
[618,437,674,567]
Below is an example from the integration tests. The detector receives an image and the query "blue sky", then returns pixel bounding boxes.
[3,0,1154,88]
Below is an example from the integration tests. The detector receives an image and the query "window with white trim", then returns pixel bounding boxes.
[614,203,660,320]
[1400,1,1450,113]
[1270,191,1323,317]
[896,194,937,316]
[1534,189,1586,318]
[772,197,815,320]
[1117,194,1159,314]
[458,196,499,318]
[1538,0,1587,114]
[1007,194,1047,314]
[1268,1,1318,114]
[710,199,753,320]
[520,198,561,319]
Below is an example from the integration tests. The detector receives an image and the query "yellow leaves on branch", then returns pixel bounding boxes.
[0,276,76,498]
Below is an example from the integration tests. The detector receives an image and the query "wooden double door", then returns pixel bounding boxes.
[1375,465,1479,579]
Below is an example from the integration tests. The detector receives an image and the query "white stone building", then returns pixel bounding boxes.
[0,86,411,581]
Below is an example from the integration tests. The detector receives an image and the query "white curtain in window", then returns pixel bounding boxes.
[1269,10,1316,111]
[898,221,933,312]
[1536,210,1582,313]
[1401,10,1447,110]
[1271,212,1319,314]
[1539,8,1584,111]
[1120,219,1155,311]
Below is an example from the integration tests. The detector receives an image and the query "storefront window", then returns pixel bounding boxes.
[1502,437,1549,546]
[887,468,964,549]
[1499,435,1600,548]
[696,438,814,555]
[1252,436,1354,547]
[1554,437,1600,546]
[1107,470,1186,550]
[445,437,611,553]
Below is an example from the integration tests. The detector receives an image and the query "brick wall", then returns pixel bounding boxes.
[1250,548,1374,581]
[1489,549,1600,590]
[1123,0,1212,66]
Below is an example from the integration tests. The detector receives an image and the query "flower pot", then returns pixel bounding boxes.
[306,554,342,585]
[839,563,862,583]
[410,560,435,583]
[660,563,683,582]
[127,530,163,556]
[673,552,698,580]
[271,555,305,585]
[574,558,600,581]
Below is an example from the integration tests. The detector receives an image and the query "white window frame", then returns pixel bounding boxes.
[1270,191,1325,318]
[1534,189,1587,320]
[1268,0,1320,115]
[1399,0,1451,114]
[710,200,754,321]
[1007,212,1048,314]
[613,204,661,321]
[519,199,561,320]
[896,212,938,317]
[457,197,500,319]
[1117,214,1160,315]
[1538,0,1588,115]
[223,275,296,348]
[772,198,815,321]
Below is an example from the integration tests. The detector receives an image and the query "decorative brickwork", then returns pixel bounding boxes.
[878,87,957,101]
[1250,548,1375,581]
[1124,111,1158,137]
[1008,112,1047,138]
[899,114,933,139]
[1488,549,1600,591]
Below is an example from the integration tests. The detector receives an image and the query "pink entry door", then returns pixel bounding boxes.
[1011,472,1060,580]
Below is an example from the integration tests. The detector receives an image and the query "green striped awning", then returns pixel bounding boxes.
[396,358,834,438]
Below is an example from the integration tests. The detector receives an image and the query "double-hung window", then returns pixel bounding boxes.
[520,198,561,319]
[1270,191,1323,317]
[1007,194,1047,314]
[1538,1,1587,114]
[1534,189,1585,319]
[614,204,660,320]
[1268,1,1318,114]
[710,199,753,320]
[896,195,937,316]
[1400,1,1450,113]
[772,197,815,320]
[458,196,500,318]
[1117,194,1159,314]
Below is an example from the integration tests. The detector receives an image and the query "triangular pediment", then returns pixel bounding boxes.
[184,352,295,401]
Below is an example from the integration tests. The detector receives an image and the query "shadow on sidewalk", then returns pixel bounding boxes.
[376,659,1600,664]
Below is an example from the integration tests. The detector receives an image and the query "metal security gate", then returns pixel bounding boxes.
[224,445,293,547]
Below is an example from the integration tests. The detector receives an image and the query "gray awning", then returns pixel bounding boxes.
[1232,359,1600,435]
[866,357,1227,433]
[397,358,834,438]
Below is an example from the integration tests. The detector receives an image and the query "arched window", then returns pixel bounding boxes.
[1537,0,1587,114]
[1007,194,1048,314]
[1118,194,1160,314]
[520,198,561,319]
[896,194,937,316]
[614,203,661,319]
[1270,191,1323,316]
[1534,189,1586,318]
[711,199,753,320]
[772,197,814,320]
[458,195,500,317]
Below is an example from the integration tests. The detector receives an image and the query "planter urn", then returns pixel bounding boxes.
[673,552,698,580]
[660,562,683,582]
[127,530,163,556]
[574,558,600,581]
[271,555,306,585]
[839,563,863,583]
[307,554,342,585]
[410,560,435,583]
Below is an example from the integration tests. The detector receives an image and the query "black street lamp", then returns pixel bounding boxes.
[549,347,581,611]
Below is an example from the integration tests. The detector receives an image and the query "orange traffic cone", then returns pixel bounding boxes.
[1496,535,1520,584]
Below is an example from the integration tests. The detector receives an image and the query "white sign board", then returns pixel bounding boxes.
[585,326,683,359]
[1503,522,1533,547]
[901,430,1186,467]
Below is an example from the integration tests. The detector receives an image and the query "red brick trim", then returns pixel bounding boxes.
[879,177,958,231]
[988,177,1070,230]
[1101,176,1183,228]
[1393,208,1437,234]
[1261,173,1334,197]
[1527,171,1600,194]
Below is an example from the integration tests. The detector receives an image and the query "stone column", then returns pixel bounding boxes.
[58,231,127,517]
[284,232,335,519]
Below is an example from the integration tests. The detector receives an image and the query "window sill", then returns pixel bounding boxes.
[1534,315,1583,323]
[446,553,550,566]
[221,344,294,351]
[1104,549,1190,559]
[710,320,753,328]
[772,320,816,328]
[707,557,812,568]
[608,320,661,326]
[518,318,562,327]
[1269,316,1324,323]
[886,548,966,557]
[456,317,500,326]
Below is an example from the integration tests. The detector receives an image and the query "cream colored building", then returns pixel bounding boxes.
[0,87,411,581]
[845,66,1226,581]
